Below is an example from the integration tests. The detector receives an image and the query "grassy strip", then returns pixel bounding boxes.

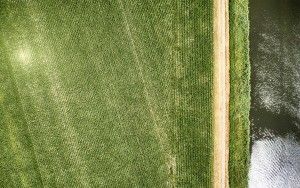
[229,0,251,187]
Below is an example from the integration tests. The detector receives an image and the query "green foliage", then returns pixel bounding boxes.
[229,0,251,187]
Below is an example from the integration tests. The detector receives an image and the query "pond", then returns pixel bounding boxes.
[249,0,300,187]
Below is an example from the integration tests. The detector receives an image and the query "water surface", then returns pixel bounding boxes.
[249,0,300,187]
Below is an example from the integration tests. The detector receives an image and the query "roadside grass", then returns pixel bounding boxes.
[229,0,251,187]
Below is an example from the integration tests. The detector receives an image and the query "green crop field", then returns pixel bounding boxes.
[0,1,214,187]
[0,0,250,187]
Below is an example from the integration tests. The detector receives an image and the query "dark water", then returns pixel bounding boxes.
[249,0,300,187]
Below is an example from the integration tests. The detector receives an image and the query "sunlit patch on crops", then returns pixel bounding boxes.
[16,46,32,66]
[0,93,4,104]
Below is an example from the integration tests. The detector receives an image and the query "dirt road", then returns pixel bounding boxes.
[213,0,230,187]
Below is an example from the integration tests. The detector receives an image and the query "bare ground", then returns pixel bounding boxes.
[213,0,230,187]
